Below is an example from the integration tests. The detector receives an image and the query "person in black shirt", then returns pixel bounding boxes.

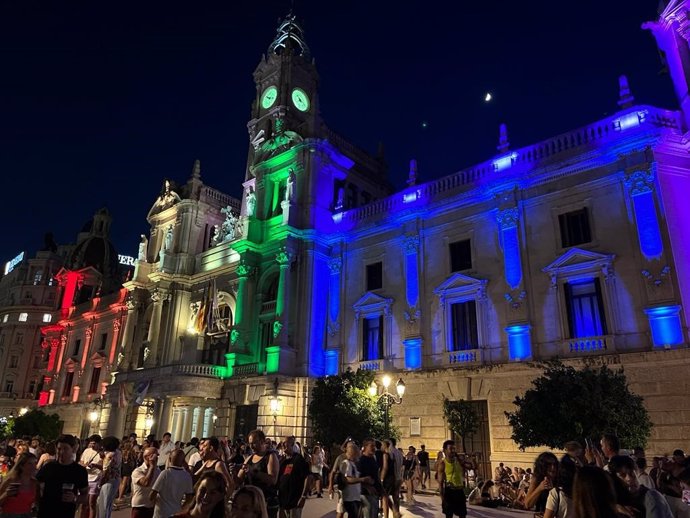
[277,435,311,518]
[417,444,430,489]
[36,434,88,518]
[358,438,382,518]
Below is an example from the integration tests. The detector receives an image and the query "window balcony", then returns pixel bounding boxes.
[356,359,384,371]
[260,300,277,315]
[447,348,481,365]
[562,335,615,356]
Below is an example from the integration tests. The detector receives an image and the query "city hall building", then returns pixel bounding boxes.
[38,2,690,474]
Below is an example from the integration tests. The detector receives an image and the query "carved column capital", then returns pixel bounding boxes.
[624,167,655,195]
[496,207,520,229]
[403,235,420,254]
[328,258,342,274]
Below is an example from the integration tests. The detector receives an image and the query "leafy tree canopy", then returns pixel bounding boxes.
[12,410,61,441]
[505,362,652,450]
[308,369,396,449]
[442,397,480,452]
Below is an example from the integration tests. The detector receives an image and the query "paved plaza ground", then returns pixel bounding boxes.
[111,493,532,518]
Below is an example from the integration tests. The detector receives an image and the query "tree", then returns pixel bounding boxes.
[12,410,61,441]
[308,369,395,450]
[442,397,480,452]
[505,362,652,450]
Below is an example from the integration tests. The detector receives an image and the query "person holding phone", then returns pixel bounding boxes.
[0,452,39,518]
[524,452,559,513]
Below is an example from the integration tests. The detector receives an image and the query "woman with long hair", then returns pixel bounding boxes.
[96,436,121,518]
[117,440,137,503]
[544,455,577,518]
[525,452,559,512]
[230,485,268,518]
[172,471,229,518]
[572,465,626,518]
[0,452,39,518]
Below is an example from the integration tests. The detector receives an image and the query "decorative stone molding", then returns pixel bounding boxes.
[353,292,393,321]
[504,290,527,310]
[276,249,291,266]
[642,266,671,287]
[403,235,420,254]
[496,207,520,229]
[624,168,655,196]
[236,262,255,278]
[328,258,342,274]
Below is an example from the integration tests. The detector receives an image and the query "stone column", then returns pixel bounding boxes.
[182,407,193,442]
[402,236,423,370]
[106,403,126,437]
[274,249,291,338]
[159,397,174,436]
[174,407,184,441]
[121,296,139,370]
[194,407,204,439]
[231,262,254,350]
[144,288,166,367]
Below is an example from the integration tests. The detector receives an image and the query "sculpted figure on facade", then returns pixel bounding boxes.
[138,234,148,261]
[163,225,174,251]
[285,170,296,202]
[245,187,256,217]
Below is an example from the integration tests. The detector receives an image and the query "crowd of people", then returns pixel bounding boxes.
[0,430,689,518]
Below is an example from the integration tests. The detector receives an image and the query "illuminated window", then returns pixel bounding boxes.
[42,313,52,323]
[9,355,19,368]
[18,313,28,322]
[362,316,384,361]
[449,239,472,272]
[366,262,383,291]
[5,379,14,394]
[564,279,608,338]
[33,270,43,285]
[73,339,81,357]
[88,367,101,394]
[61,371,74,397]
[559,208,592,248]
[450,301,478,351]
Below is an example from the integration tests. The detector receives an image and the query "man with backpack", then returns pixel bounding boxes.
[183,438,201,474]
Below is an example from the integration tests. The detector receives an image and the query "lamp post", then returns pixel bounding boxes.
[268,379,281,438]
[369,374,406,438]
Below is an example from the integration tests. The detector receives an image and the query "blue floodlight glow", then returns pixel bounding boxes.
[332,212,343,224]
[329,270,340,322]
[501,225,522,289]
[615,111,647,131]
[643,305,684,348]
[403,190,421,204]
[405,252,419,307]
[505,324,532,361]
[403,337,422,369]
[632,191,663,260]
[324,349,339,375]
[492,152,518,172]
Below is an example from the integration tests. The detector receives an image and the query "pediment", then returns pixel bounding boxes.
[353,292,393,311]
[90,351,106,363]
[434,272,487,296]
[542,248,614,274]
[64,358,77,369]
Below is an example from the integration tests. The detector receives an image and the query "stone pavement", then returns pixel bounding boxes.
[110,493,533,518]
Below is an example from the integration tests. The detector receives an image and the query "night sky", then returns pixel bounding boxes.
[0,0,677,263]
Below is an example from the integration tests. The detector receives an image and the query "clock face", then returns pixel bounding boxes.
[291,88,310,112]
[261,86,278,109]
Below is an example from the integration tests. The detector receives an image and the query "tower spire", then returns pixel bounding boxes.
[268,13,310,59]
[191,159,201,179]
[617,74,635,109]
[497,123,510,153]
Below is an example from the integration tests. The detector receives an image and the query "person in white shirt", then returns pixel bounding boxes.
[79,434,103,518]
[131,447,160,518]
[151,450,193,518]
[157,433,175,471]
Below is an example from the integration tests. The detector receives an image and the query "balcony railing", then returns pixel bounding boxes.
[233,363,259,377]
[564,335,614,355]
[173,364,221,378]
[260,301,277,315]
[356,359,383,371]
[448,349,481,365]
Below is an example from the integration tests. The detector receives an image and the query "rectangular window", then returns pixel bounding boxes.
[33,271,43,285]
[559,208,592,248]
[62,371,74,398]
[73,339,81,357]
[9,355,19,368]
[14,333,23,345]
[18,313,28,322]
[564,278,608,338]
[450,300,478,351]
[28,379,36,395]
[362,315,384,361]
[5,379,14,394]
[42,313,52,323]
[366,262,383,291]
[88,367,101,394]
[449,239,472,272]
[99,333,108,350]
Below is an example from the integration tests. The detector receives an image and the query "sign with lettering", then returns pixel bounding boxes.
[118,255,136,267]
[4,251,25,275]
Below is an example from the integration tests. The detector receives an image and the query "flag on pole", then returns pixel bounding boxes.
[132,380,151,406]
[118,383,131,408]
[208,278,218,334]
[195,282,208,334]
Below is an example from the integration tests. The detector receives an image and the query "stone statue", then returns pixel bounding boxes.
[163,225,173,251]
[285,170,296,202]
[211,225,220,245]
[220,206,238,242]
[138,234,148,261]
[246,187,256,217]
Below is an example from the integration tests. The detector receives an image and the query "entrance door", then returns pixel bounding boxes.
[454,400,491,482]
[233,404,258,441]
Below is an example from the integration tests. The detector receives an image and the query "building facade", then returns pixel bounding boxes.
[40,2,690,472]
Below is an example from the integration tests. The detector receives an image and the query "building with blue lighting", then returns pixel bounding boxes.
[41,3,690,469]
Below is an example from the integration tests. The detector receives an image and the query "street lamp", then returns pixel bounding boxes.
[268,379,281,437]
[369,375,406,438]
[89,398,105,430]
